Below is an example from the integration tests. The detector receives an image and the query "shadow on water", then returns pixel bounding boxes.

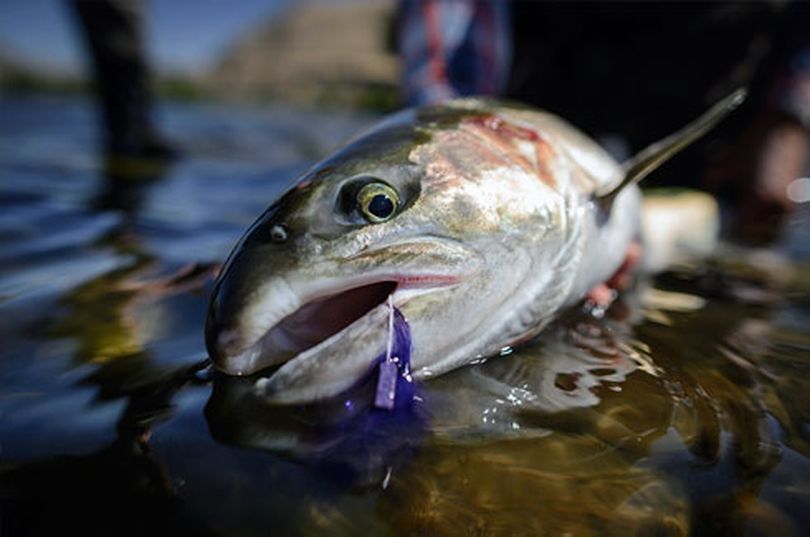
[206,371,427,490]
[2,121,216,533]
[1,360,212,536]
[42,145,219,390]
[1,97,808,536]
[48,154,172,365]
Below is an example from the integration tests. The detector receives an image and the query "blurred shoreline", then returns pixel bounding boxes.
[0,0,399,111]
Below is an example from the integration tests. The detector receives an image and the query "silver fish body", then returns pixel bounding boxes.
[206,98,642,404]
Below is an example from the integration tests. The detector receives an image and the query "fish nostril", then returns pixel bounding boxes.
[269,224,288,243]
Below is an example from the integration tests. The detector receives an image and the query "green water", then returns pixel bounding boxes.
[1,96,808,536]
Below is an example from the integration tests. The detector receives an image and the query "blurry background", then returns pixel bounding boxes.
[0,0,400,108]
[2,0,807,241]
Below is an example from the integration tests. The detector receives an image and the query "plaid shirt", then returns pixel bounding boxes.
[398,0,512,106]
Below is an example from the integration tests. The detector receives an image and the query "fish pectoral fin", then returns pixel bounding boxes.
[596,88,747,209]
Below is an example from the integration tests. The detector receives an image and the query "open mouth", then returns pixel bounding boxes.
[253,280,398,368]
[206,234,484,402]
[209,235,482,380]
[212,272,461,377]
[207,268,460,375]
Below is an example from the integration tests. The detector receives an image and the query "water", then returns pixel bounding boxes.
[1,96,809,536]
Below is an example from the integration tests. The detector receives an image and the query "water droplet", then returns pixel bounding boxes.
[786,177,810,203]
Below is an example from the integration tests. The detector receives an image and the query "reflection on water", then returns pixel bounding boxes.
[1,96,808,535]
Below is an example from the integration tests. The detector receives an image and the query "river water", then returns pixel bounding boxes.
[1,96,808,536]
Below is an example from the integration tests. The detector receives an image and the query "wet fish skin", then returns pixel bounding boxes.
[205,98,645,403]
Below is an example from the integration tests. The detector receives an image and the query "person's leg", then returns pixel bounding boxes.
[71,0,173,158]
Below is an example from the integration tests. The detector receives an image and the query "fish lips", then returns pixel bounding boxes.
[205,236,482,401]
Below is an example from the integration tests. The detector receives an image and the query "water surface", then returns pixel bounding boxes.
[1,96,809,536]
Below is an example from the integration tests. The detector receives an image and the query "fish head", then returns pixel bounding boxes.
[206,102,574,402]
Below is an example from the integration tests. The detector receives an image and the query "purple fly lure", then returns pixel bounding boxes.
[373,298,414,410]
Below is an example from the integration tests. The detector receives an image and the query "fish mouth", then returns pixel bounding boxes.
[209,273,459,378]
[206,235,483,401]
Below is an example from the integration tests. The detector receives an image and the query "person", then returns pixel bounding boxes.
[398,0,810,243]
[71,0,175,162]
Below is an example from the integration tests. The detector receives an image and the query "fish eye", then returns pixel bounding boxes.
[356,182,399,223]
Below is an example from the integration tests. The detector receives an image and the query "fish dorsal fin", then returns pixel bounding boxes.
[597,88,747,208]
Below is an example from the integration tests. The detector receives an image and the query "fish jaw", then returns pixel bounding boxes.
[205,235,482,379]
[257,236,558,404]
[255,287,408,404]
[254,270,509,405]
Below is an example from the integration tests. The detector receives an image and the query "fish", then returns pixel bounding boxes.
[205,90,745,404]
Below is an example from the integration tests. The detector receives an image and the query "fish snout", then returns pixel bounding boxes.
[205,216,302,375]
[206,270,302,375]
